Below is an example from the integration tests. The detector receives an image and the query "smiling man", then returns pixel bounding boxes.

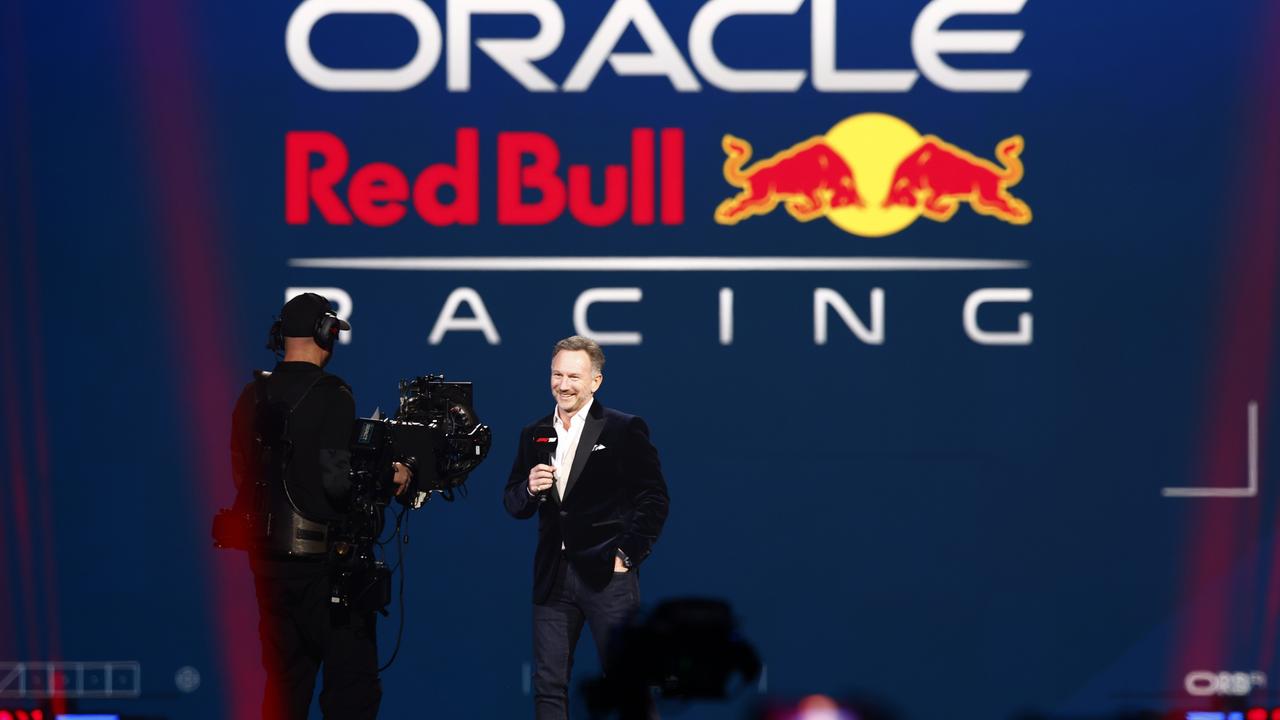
[504,335,670,720]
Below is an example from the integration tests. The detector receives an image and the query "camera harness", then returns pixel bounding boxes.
[248,305,350,558]
[249,371,340,558]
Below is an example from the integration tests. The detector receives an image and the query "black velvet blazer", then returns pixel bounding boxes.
[504,399,669,603]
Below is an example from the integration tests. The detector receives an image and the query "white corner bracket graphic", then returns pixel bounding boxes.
[1162,401,1260,498]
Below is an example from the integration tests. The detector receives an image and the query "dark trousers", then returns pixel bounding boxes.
[253,570,382,720]
[533,558,640,720]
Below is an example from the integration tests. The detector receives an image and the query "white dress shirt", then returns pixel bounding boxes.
[552,397,593,500]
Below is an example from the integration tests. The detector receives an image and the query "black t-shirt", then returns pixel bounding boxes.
[230,361,355,575]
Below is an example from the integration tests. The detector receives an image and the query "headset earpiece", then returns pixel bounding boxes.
[267,319,284,355]
[315,312,340,351]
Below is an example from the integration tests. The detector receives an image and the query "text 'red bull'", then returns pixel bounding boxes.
[714,135,862,225]
[285,128,685,227]
[884,135,1031,224]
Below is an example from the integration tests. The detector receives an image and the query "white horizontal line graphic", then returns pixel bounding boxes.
[288,256,1029,272]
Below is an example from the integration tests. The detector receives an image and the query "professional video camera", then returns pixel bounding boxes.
[213,373,491,612]
[349,374,492,509]
[330,374,491,611]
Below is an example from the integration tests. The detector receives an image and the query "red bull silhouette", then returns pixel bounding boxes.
[715,134,863,224]
[883,134,1031,224]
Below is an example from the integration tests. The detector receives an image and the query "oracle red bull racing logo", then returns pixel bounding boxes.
[715,113,1031,237]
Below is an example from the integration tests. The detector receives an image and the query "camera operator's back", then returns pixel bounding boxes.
[229,360,355,576]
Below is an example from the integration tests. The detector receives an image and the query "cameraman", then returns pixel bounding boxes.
[229,293,408,720]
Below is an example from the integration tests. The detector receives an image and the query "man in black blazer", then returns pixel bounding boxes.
[504,335,669,719]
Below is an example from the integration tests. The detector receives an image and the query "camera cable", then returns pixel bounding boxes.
[378,506,410,672]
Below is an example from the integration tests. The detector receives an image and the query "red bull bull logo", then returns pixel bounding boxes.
[715,113,1032,237]
[715,135,863,223]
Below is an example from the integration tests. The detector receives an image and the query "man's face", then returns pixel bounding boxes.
[550,350,602,418]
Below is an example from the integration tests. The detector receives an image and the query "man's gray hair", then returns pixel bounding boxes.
[552,335,606,375]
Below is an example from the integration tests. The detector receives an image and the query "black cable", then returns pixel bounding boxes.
[378,508,409,672]
[376,504,405,548]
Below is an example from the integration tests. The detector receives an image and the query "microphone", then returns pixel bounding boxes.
[531,424,557,503]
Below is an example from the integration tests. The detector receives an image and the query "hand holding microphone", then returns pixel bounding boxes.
[527,425,557,502]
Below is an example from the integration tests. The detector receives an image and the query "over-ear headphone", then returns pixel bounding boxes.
[265,310,343,355]
[313,311,342,351]
[267,319,285,355]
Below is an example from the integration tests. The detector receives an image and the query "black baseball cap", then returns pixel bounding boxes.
[280,293,351,337]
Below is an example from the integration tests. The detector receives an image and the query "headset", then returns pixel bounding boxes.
[267,309,345,355]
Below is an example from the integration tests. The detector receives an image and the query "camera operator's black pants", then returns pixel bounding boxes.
[532,559,641,720]
[254,568,381,720]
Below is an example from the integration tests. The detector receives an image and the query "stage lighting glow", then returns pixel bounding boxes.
[796,694,855,720]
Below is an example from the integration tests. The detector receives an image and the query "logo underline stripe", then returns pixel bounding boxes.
[287,257,1029,272]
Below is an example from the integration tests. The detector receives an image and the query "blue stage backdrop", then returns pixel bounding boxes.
[2,1,1279,718]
